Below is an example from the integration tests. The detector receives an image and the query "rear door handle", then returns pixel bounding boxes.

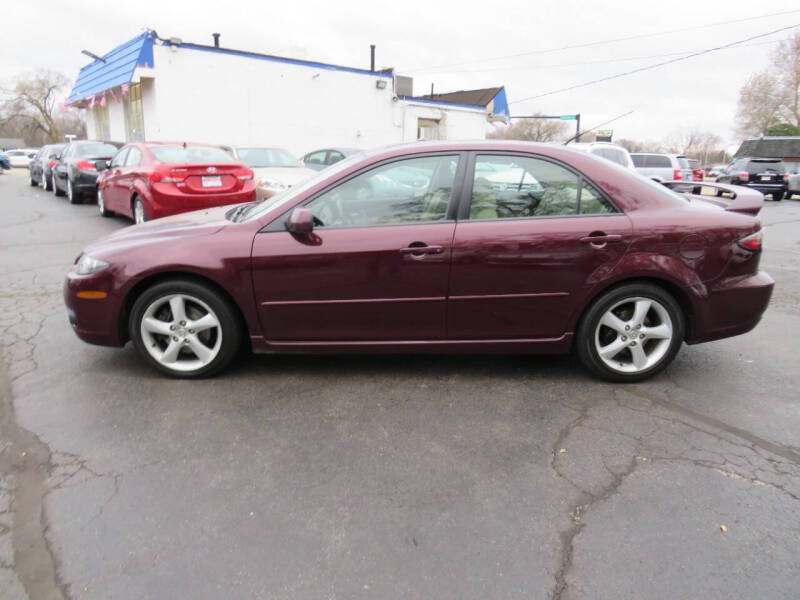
[579,234,622,244]
[399,244,445,255]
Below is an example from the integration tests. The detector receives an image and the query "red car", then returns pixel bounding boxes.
[65,141,773,382]
[95,142,255,223]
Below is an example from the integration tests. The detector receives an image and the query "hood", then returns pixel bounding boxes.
[82,205,235,258]
[253,166,317,186]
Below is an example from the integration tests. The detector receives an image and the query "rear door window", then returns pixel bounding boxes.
[647,155,672,168]
[125,147,143,166]
[631,154,647,168]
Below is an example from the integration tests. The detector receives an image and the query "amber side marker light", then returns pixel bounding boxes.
[76,291,108,299]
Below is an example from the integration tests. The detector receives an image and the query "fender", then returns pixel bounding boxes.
[564,251,707,334]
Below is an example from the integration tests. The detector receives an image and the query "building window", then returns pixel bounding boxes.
[92,105,110,141]
[123,83,145,141]
[417,118,440,141]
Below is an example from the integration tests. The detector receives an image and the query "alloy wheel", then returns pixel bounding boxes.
[134,199,145,224]
[139,294,223,372]
[593,296,673,374]
[98,189,106,215]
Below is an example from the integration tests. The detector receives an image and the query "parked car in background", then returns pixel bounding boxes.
[631,152,694,192]
[715,157,788,201]
[567,142,635,170]
[706,164,728,178]
[65,141,773,383]
[52,141,121,204]
[224,146,316,199]
[95,142,255,224]
[687,158,704,194]
[0,152,10,172]
[302,147,362,171]
[783,172,799,199]
[5,148,38,168]
[28,143,66,190]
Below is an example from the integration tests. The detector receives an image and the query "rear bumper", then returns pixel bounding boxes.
[73,170,100,193]
[687,271,774,344]
[149,185,256,219]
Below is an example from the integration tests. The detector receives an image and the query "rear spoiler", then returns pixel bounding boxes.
[660,181,764,216]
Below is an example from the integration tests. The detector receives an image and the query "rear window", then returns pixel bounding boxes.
[74,143,119,158]
[648,155,671,168]
[631,154,647,167]
[235,148,301,168]
[748,159,785,173]
[149,145,236,164]
[676,157,690,169]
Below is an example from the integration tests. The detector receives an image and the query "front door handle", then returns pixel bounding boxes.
[399,244,445,255]
[579,234,622,244]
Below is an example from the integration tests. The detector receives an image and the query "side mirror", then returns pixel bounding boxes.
[286,207,314,234]
[94,159,109,171]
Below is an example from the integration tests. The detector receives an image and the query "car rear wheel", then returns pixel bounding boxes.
[98,188,111,217]
[772,191,784,201]
[133,197,147,224]
[29,173,38,186]
[129,280,242,378]
[67,178,80,204]
[576,283,684,382]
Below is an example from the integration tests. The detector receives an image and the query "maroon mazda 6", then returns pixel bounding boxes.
[64,141,773,381]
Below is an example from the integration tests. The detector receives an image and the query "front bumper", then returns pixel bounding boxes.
[687,270,774,344]
[64,270,126,347]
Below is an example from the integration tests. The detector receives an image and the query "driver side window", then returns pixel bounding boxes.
[306,155,459,228]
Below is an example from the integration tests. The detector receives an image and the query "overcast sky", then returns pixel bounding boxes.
[2,0,799,148]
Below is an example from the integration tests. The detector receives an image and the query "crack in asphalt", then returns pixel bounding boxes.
[0,349,69,600]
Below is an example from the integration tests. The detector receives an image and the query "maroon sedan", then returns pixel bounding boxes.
[64,141,773,381]
[95,142,255,223]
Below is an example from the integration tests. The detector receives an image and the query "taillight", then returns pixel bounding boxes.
[150,166,187,184]
[738,230,762,252]
[738,172,750,181]
[784,173,790,181]
[673,169,682,181]
[235,169,254,181]
[76,160,96,171]
[48,160,57,168]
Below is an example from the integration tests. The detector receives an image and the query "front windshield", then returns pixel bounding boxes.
[236,147,302,168]
[241,153,367,222]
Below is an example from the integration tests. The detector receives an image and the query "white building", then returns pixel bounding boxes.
[68,31,510,156]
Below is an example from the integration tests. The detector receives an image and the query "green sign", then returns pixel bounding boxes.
[559,115,577,120]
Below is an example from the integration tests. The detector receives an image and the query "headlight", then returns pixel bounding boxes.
[74,255,110,275]
[256,178,288,191]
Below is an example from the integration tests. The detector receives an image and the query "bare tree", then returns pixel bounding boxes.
[0,70,83,145]
[488,115,569,142]
[773,32,800,127]
[734,72,788,137]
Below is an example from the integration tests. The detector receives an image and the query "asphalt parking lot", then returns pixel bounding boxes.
[1,168,799,599]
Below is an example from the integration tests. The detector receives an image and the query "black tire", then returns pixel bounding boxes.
[98,187,112,217]
[772,190,784,202]
[43,173,52,191]
[576,282,685,383]
[129,279,242,378]
[67,177,81,204]
[29,173,38,186]
[53,176,65,197]
[692,186,701,195]
[715,188,723,197]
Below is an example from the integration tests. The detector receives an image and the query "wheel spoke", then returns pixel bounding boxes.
[642,323,671,340]
[169,296,187,323]
[631,299,652,327]
[598,337,627,360]
[630,344,648,370]
[186,334,213,364]
[161,340,182,363]
[142,317,172,336]
[600,312,627,334]
[188,313,219,333]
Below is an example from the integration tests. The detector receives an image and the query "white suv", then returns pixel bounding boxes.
[567,142,636,170]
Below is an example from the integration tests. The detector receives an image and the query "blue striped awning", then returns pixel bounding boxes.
[68,31,154,104]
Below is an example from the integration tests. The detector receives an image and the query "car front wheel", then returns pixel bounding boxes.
[98,188,111,217]
[576,283,684,382]
[129,280,242,378]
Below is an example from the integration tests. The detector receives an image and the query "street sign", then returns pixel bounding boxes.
[559,115,577,120]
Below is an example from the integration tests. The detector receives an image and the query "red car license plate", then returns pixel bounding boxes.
[202,176,222,187]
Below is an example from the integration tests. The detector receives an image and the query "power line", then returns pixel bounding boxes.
[509,23,800,105]
[419,38,782,75]
[406,9,800,73]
